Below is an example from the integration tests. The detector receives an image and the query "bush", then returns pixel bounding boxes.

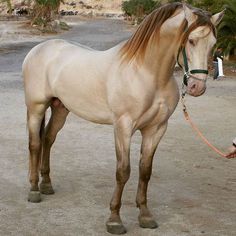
[59,21,70,31]
[122,0,159,21]
[31,0,62,27]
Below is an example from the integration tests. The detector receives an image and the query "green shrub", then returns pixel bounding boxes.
[59,21,70,31]
[32,17,47,27]
[122,0,159,21]
[31,0,63,27]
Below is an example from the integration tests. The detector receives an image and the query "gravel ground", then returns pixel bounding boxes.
[0,17,236,236]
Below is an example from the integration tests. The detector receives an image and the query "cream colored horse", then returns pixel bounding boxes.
[23,3,224,234]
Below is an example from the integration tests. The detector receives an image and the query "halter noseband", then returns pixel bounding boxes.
[177,47,208,86]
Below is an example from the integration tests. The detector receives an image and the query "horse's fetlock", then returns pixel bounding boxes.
[41,168,50,176]
[30,173,39,183]
[30,180,39,191]
[136,195,147,207]
[110,202,121,212]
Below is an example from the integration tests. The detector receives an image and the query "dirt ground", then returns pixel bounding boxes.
[0,17,236,236]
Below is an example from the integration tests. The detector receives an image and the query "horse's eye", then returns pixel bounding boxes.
[189,39,195,46]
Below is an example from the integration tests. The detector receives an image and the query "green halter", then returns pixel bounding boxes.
[177,47,209,86]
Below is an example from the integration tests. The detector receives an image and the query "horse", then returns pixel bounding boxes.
[22,3,224,234]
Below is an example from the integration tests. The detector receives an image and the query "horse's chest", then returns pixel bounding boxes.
[150,101,171,125]
[139,100,169,127]
[137,92,179,129]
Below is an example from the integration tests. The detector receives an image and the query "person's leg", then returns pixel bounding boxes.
[213,61,219,80]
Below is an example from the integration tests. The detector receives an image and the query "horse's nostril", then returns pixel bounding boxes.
[191,84,196,90]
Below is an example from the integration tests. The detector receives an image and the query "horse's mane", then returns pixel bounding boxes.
[120,2,216,63]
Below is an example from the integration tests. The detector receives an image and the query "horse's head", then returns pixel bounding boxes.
[178,5,225,97]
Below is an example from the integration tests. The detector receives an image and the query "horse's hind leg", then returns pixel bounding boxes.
[27,104,48,203]
[40,99,69,195]
[136,123,167,229]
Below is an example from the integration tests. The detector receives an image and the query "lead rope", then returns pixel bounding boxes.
[180,89,233,159]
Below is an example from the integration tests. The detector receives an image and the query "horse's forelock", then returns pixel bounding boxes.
[179,11,216,50]
[120,3,216,64]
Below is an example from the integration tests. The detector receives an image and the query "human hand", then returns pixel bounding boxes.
[226,145,236,158]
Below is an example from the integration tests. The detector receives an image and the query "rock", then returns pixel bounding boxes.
[85,5,92,10]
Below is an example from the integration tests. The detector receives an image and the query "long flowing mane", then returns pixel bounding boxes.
[120,2,216,63]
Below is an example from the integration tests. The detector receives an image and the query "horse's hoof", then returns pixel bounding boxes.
[40,182,55,195]
[28,191,41,203]
[106,221,127,235]
[138,216,158,229]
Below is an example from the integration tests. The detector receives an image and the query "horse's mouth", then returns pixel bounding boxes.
[186,79,207,97]
[186,86,206,97]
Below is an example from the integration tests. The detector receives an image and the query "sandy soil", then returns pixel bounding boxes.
[0,18,236,236]
[0,20,45,46]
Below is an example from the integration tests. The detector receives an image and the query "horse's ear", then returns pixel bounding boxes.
[183,4,197,26]
[211,10,225,26]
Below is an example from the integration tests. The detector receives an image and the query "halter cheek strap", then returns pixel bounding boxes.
[177,47,208,86]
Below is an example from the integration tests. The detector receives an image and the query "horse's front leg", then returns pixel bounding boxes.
[136,122,168,229]
[106,116,133,235]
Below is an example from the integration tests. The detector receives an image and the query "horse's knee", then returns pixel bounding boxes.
[116,161,131,184]
[29,141,41,153]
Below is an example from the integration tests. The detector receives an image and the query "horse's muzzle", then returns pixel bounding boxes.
[186,79,206,97]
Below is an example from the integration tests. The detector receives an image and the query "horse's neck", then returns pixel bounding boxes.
[142,38,178,86]
[142,11,185,84]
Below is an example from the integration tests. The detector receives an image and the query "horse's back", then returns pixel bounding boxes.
[23,39,116,123]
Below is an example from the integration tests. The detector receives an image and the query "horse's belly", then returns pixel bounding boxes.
[54,78,113,124]
[59,93,113,124]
